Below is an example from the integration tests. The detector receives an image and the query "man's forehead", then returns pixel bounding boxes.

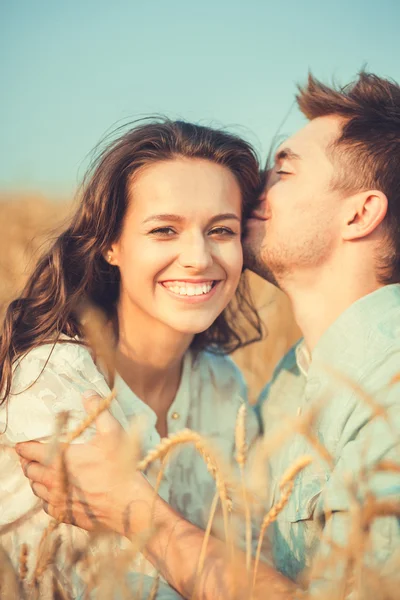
[277,115,343,158]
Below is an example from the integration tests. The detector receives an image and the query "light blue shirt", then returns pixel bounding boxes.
[257,285,400,593]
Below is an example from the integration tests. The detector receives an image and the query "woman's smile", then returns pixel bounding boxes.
[159,279,221,303]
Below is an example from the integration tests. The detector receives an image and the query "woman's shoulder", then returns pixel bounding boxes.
[2,337,109,445]
[16,336,92,364]
[12,337,100,392]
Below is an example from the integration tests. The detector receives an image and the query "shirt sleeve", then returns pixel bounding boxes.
[307,511,399,598]
[316,383,400,513]
[0,342,112,529]
[309,383,400,596]
[1,342,109,445]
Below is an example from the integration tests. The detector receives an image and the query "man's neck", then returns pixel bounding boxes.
[282,262,383,353]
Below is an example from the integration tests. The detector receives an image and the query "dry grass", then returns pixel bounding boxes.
[0,195,398,599]
[0,194,72,311]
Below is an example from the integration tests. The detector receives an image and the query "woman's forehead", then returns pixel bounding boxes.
[127,158,242,219]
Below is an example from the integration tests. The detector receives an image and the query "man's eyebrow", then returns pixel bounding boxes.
[275,147,301,162]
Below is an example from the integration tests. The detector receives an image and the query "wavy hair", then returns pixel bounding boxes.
[0,119,263,405]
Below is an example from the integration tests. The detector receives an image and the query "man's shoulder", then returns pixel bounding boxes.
[259,340,304,396]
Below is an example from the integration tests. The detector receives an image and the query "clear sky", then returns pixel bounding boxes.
[1,0,399,197]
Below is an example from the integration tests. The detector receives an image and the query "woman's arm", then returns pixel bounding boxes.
[17,394,297,600]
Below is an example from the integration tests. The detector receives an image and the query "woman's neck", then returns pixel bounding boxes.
[115,301,193,428]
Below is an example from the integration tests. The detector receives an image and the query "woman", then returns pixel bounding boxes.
[0,119,262,596]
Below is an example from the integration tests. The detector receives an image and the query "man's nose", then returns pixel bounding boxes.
[178,235,213,270]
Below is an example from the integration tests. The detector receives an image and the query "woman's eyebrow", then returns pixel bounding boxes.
[142,214,184,224]
[208,213,241,225]
[143,213,240,225]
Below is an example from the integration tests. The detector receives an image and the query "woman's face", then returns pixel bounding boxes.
[110,157,243,335]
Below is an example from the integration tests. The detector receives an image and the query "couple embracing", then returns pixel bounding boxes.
[1,72,400,599]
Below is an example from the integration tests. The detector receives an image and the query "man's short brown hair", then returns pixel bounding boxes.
[296,72,400,283]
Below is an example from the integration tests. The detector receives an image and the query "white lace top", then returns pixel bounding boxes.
[0,340,258,596]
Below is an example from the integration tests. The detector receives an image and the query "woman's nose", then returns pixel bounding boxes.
[178,235,213,271]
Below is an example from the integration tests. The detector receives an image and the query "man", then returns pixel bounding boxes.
[17,72,400,599]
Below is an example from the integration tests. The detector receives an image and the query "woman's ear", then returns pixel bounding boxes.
[104,244,119,266]
[342,190,388,241]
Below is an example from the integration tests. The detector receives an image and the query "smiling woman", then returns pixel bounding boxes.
[0,119,263,596]
[113,158,244,338]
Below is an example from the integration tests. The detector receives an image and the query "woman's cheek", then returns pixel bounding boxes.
[220,241,243,285]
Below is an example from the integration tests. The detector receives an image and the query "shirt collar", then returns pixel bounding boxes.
[312,284,400,374]
[295,340,311,377]
[294,285,400,378]
[114,350,193,425]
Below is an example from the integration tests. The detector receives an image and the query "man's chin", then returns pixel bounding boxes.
[242,243,279,287]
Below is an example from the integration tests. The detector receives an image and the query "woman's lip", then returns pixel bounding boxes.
[159,281,221,303]
[159,278,219,284]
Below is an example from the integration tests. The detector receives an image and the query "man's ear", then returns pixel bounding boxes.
[342,190,388,241]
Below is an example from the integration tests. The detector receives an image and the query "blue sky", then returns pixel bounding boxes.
[1,0,399,197]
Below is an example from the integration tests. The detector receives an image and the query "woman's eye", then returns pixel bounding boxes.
[209,227,237,236]
[148,227,176,236]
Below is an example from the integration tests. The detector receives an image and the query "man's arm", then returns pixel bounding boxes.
[137,489,296,600]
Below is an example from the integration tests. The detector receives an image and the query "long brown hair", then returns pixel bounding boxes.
[0,119,263,405]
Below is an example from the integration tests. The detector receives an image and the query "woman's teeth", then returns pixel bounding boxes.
[163,282,214,296]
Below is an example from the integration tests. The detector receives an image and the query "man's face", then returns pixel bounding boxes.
[243,115,346,285]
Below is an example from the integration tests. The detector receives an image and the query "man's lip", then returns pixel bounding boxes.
[249,212,269,221]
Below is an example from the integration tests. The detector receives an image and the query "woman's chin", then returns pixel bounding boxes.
[164,316,218,336]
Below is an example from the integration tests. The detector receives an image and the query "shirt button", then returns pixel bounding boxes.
[171,412,180,420]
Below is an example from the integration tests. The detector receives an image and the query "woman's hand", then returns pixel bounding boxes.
[16,392,154,536]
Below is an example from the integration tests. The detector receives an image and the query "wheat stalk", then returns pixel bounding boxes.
[51,565,71,600]
[31,519,60,584]
[251,455,313,594]
[373,459,400,474]
[190,491,220,600]
[235,403,252,577]
[147,575,160,600]
[235,403,248,467]
[78,303,117,389]
[64,388,116,444]
[138,428,233,551]
[18,543,29,583]
[322,363,394,429]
